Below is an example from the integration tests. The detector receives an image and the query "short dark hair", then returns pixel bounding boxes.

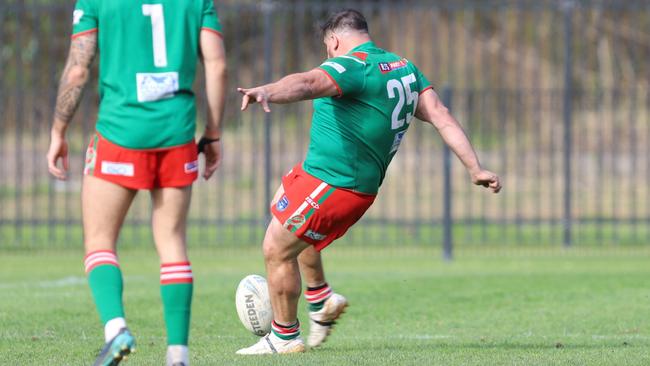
[320,9,369,36]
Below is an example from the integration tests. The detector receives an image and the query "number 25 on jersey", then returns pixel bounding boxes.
[387,73,418,130]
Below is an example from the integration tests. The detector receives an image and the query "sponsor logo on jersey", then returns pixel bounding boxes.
[276,195,290,212]
[284,215,306,230]
[73,10,84,25]
[305,196,320,210]
[136,72,179,103]
[304,230,327,241]
[378,59,409,74]
[184,160,198,174]
[101,162,135,177]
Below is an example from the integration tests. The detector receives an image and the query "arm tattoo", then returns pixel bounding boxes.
[54,34,97,123]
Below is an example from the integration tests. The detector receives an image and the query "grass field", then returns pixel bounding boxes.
[3,221,650,249]
[1,247,649,365]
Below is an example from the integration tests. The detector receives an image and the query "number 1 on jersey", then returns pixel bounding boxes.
[387,73,419,130]
[142,4,168,68]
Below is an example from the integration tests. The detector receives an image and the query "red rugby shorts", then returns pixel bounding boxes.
[271,163,376,251]
[83,133,198,190]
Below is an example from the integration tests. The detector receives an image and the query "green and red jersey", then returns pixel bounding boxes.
[304,42,432,194]
[72,0,222,149]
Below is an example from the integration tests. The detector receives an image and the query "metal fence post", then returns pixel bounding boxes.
[442,87,453,261]
[562,0,574,247]
[262,1,274,224]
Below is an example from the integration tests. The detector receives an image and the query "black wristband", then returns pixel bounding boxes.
[197,137,220,153]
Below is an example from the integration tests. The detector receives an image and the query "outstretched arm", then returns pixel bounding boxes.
[47,33,97,180]
[416,88,502,193]
[199,29,227,180]
[237,69,339,112]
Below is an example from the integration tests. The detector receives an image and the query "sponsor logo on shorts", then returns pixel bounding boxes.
[378,59,409,74]
[284,215,306,230]
[304,230,327,241]
[184,160,198,174]
[305,196,320,210]
[276,195,289,212]
[101,161,134,177]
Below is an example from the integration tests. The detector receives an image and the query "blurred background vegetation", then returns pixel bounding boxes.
[0,0,648,249]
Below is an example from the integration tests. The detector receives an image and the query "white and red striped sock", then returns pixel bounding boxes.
[160,262,193,285]
[305,283,332,312]
[160,262,193,346]
[83,250,125,341]
[84,250,120,274]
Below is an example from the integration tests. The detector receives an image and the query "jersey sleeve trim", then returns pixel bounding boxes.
[71,28,98,39]
[419,86,434,95]
[201,27,223,38]
[317,68,342,97]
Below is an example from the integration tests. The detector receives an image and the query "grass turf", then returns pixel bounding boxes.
[0,247,649,365]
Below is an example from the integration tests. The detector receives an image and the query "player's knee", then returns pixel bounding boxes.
[262,237,293,263]
[262,238,279,261]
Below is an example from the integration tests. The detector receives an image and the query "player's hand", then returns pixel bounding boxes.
[471,170,502,193]
[200,138,222,180]
[47,131,69,180]
[237,87,271,113]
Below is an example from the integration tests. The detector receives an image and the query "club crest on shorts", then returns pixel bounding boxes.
[284,215,306,230]
[276,195,289,212]
[184,160,198,173]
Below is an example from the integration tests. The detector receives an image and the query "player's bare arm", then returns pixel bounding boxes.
[47,33,98,180]
[416,88,502,193]
[237,69,339,113]
[199,30,227,179]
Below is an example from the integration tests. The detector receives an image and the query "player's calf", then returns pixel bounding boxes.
[160,262,193,366]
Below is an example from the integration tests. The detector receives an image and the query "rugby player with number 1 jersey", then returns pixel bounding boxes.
[46,1,227,365]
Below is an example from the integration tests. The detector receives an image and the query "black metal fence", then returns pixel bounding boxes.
[1,0,649,251]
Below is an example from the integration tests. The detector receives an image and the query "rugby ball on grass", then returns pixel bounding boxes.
[235,274,273,336]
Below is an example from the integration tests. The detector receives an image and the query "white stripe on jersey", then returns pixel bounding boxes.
[321,62,346,74]
[339,55,366,65]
